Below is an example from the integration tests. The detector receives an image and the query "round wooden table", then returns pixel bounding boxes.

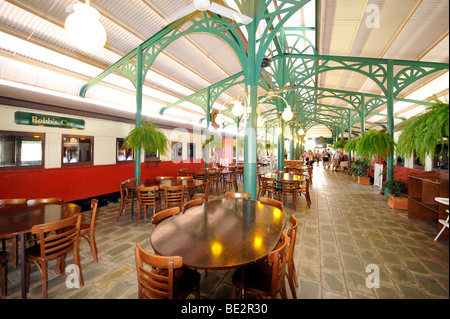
[151,199,287,270]
[264,172,305,183]
[0,203,81,299]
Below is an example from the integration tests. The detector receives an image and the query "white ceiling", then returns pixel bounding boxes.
[0,0,448,139]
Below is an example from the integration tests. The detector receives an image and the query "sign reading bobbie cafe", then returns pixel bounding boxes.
[15,112,85,130]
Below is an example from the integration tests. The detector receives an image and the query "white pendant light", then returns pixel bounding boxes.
[65,1,107,53]
[232,101,245,117]
[298,128,305,135]
[282,106,293,121]
[215,113,224,126]
[193,0,212,11]
[257,116,265,127]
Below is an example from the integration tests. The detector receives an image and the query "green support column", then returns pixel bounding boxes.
[289,125,295,160]
[134,45,143,181]
[277,116,285,170]
[386,60,395,183]
[205,87,211,168]
[348,111,352,161]
[361,93,366,136]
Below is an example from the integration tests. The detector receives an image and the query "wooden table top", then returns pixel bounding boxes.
[151,199,287,270]
[264,173,305,182]
[0,203,81,238]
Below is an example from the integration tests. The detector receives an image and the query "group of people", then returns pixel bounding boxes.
[300,149,343,171]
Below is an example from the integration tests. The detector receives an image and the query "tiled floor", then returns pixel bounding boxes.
[2,165,449,299]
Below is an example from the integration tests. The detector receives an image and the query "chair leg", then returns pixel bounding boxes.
[0,258,6,297]
[89,235,99,264]
[41,261,48,299]
[117,201,124,222]
[135,204,142,227]
[12,236,18,267]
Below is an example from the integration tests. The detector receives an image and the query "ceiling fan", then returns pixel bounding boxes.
[169,0,253,25]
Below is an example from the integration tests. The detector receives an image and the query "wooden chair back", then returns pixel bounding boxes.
[135,243,184,299]
[137,186,160,205]
[152,207,181,228]
[27,197,63,206]
[120,178,137,198]
[259,197,283,210]
[164,185,184,209]
[177,176,193,181]
[31,214,83,261]
[274,170,285,174]
[286,215,298,298]
[281,179,298,194]
[267,232,288,299]
[225,192,251,199]
[89,199,99,238]
[0,198,27,206]
[183,198,203,213]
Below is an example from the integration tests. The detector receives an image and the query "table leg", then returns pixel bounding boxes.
[20,233,26,299]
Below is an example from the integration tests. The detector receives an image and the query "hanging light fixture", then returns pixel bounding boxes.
[65,0,107,53]
[298,128,305,135]
[232,101,245,117]
[257,116,265,127]
[282,106,293,121]
[215,113,224,126]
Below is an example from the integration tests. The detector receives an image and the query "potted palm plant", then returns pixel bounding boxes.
[124,120,170,160]
[350,158,372,184]
[396,97,449,164]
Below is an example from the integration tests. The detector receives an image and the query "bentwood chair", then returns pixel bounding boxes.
[152,207,181,229]
[286,215,299,299]
[164,185,184,210]
[0,198,27,267]
[177,176,193,201]
[225,192,251,199]
[192,180,210,202]
[280,179,299,210]
[260,177,279,200]
[135,243,200,299]
[81,199,100,264]
[259,197,283,210]
[156,176,173,181]
[117,178,137,222]
[224,169,238,193]
[0,251,6,297]
[136,186,161,227]
[232,232,288,299]
[299,178,311,208]
[207,170,221,196]
[26,214,84,299]
[26,197,63,206]
[182,198,203,213]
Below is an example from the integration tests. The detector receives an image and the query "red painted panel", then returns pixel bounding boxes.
[0,160,205,202]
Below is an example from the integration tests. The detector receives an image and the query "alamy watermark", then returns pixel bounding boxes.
[365,264,380,289]
[366,4,380,29]
[65,264,81,289]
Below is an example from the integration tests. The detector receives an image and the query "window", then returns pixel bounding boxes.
[413,150,424,169]
[116,138,134,163]
[396,156,405,167]
[433,143,448,170]
[188,143,195,159]
[171,142,182,161]
[145,151,160,162]
[0,131,44,170]
[62,135,93,166]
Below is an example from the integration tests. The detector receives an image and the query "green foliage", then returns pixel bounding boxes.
[379,167,407,198]
[344,138,359,153]
[356,130,395,160]
[331,139,347,150]
[396,97,449,164]
[124,121,169,156]
[349,158,372,177]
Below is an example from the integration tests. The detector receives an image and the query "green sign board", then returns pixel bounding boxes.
[15,112,85,130]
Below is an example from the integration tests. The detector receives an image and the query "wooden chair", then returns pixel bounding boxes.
[225,192,251,199]
[26,214,84,299]
[152,207,181,229]
[134,243,200,299]
[117,178,137,222]
[280,179,299,210]
[178,168,188,176]
[157,176,173,181]
[81,199,100,264]
[274,170,285,174]
[182,198,203,213]
[207,170,221,196]
[0,198,27,267]
[26,197,63,206]
[0,251,6,297]
[259,197,283,210]
[192,180,210,202]
[286,215,299,299]
[136,186,161,227]
[299,179,311,208]
[224,169,238,193]
[260,177,279,199]
[177,176,193,201]
[232,232,288,299]
[164,185,184,210]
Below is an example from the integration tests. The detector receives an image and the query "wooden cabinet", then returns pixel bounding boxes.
[408,171,449,238]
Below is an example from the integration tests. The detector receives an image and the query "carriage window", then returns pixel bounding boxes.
[62,135,93,166]
[0,131,44,170]
[117,138,134,163]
